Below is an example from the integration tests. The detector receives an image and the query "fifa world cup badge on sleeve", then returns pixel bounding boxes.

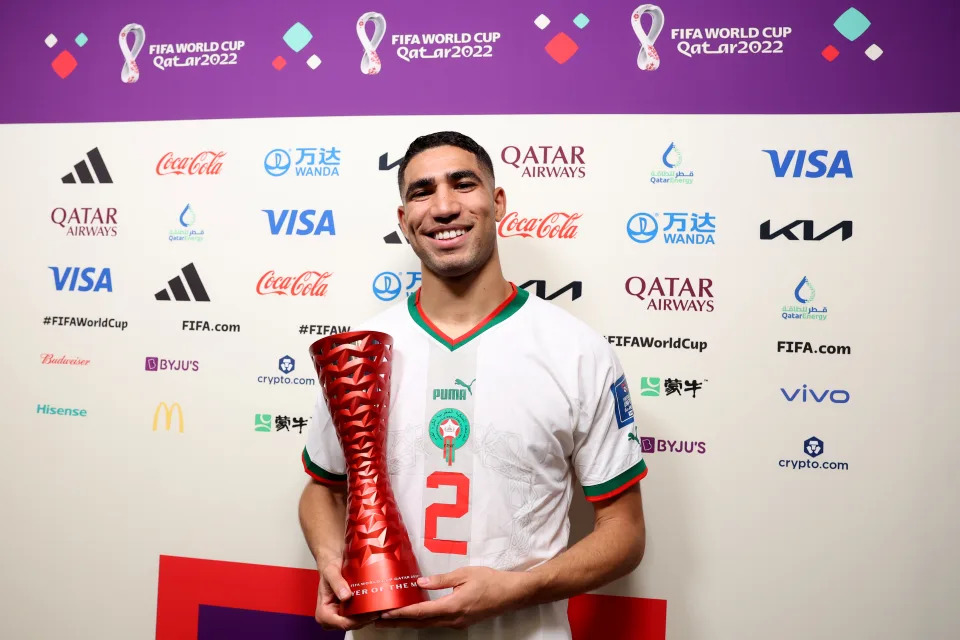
[309,330,427,615]
[611,374,635,428]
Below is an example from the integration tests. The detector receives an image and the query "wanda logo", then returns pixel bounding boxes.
[156,151,226,176]
[256,270,332,296]
[498,211,581,239]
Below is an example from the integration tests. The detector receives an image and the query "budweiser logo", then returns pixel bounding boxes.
[257,270,332,296]
[156,151,226,176]
[498,211,581,239]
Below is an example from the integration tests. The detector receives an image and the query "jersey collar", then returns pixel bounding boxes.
[408,282,529,351]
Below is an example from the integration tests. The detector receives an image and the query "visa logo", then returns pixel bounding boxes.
[50,267,113,292]
[762,150,853,178]
[262,209,336,236]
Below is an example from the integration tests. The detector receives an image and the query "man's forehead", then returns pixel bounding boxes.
[405,146,484,181]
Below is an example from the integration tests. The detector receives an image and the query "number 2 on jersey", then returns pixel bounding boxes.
[424,471,469,555]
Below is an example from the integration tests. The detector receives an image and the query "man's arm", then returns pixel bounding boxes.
[299,480,379,630]
[378,484,645,629]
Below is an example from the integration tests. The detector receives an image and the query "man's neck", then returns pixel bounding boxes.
[418,256,512,338]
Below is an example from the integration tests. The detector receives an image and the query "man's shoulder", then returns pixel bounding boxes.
[519,293,614,359]
[355,300,414,335]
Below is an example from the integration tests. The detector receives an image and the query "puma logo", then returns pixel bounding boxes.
[454,378,476,396]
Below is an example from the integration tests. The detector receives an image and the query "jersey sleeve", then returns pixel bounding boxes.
[301,392,347,485]
[572,341,647,502]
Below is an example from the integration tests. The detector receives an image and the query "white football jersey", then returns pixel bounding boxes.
[302,283,646,640]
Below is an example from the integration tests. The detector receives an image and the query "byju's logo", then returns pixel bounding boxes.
[519,280,582,301]
[761,220,852,241]
[627,212,715,245]
[763,150,852,178]
[780,384,850,404]
[640,438,706,455]
[257,355,315,386]
[153,402,184,432]
[781,276,827,321]
[500,145,586,178]
[373,271,421,301]
[638,377,707,398]
[50,267,112,292]
[778,436,849,472]
[50,206,117,237]
[264,147,341,177]
[61,147,112,184]
[144,357,199,373]
[155,263,210,301]
[650,142,694,185]
[625,276,714,312]
[262,209,336,236]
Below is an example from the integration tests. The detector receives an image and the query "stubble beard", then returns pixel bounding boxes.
[414,228,497,281]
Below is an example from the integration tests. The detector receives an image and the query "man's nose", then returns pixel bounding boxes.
[430,185,462,219]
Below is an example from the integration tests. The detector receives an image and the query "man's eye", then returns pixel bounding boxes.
[456,182,475,189]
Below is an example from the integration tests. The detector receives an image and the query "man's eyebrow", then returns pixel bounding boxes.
[404,169,485,200]
[448,169,483,183]
[404,176,436,200]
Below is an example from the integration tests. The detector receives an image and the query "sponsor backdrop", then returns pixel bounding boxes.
[1,1,958,639]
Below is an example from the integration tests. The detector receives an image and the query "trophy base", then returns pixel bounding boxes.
[340,575,428,616]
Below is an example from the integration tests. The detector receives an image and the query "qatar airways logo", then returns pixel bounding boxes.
[256,270,332,296]
[498,212,580,240]
[156,151,226,176]
[500,145,586,178]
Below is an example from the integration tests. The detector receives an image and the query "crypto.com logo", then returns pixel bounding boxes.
[153,402,184,433]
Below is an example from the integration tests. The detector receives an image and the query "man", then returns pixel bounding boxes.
[299,131,647,638]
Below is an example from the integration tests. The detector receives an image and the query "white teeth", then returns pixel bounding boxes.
[435,229,465,240]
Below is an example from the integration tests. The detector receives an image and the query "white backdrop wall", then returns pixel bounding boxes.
[1,113,958,639]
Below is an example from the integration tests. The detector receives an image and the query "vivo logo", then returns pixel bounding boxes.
[763,150,852,178]
[262,209,336,236]
[781,385,850,404]
[50,267,113,292]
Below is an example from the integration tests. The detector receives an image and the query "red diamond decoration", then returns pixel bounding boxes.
[821,45,840,62]
[272,55,287,70]
[51,50,78,79]
[545,32,579,64]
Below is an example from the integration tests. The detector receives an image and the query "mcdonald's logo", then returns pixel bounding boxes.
[153,402,184,432]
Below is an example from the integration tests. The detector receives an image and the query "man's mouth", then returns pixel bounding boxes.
[428,228,468,241]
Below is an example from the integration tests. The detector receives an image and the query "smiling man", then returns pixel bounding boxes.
[299,131,647,639]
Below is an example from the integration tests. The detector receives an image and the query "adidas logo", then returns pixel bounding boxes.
[383,224,410,244]
[378,153,401,171]
[62,147,113,184]
[155,263,210,301]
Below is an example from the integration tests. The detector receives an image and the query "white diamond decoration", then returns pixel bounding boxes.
[534,14,550,30]
[865,44,883,60]
[44,33,58,48]
[307,54,322,69]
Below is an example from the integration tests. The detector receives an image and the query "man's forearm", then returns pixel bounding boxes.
[515,489,645,607]
[298,480,348,563]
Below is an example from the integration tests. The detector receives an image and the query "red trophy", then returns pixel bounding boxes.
[309,331,427,615]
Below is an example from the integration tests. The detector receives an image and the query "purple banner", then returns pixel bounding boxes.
[1,0,956,124]
[198,605,343,640]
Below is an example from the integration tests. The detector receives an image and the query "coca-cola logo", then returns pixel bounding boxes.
[156,151,226,176]
[498,211,581,239]
[500,145,586,178]
[256,270,332,296]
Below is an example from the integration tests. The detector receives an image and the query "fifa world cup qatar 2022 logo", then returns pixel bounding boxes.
[357,12,386,75]
[632,5,664,70]
[119,23,145,83]
[309,331,426,614]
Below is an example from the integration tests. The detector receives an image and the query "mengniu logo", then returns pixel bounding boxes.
[500,145,586,178]
[640,437,706,455]
[155,263,210,301]
[372,271,421,301]
[780,384,850,404]
[638,376,707,398]
[761,220,852,241]
[627,212,715,245]
[257,270,331,296]
[498,212,580,239]
[262,209,336,235]
[50,267,112,292]
[763,150,852,178]
[61,147,112,184]
[145,357,199,373]
[519,279,581,301]
[779,436,850,472]
[156,151,225,176]
[264,147,341,177]
[625,276,714,312]
[50,206,118,237]
[153,402,184,432]
[255,413,308,433]
[37,403,87,417]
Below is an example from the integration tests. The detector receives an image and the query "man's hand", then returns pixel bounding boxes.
[314,554,380,631]
[376,566,536,630]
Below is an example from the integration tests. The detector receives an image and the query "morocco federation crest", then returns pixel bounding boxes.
[429,408,470,466]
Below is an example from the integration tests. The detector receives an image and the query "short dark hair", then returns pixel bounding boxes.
[397,131,495,196]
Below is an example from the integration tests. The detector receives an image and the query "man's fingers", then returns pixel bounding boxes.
[315,606,380,631]
[320,562,353,601]
[418,569,466,590]
[381,594,457,620]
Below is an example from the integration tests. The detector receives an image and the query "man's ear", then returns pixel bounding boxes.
[493,187,507,222]
[397,206,410,242]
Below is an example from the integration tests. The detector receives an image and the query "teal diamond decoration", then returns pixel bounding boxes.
[573,13,589,29]
[834,8,870,41]
[75,32,88,47]
[283,22,313,53]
